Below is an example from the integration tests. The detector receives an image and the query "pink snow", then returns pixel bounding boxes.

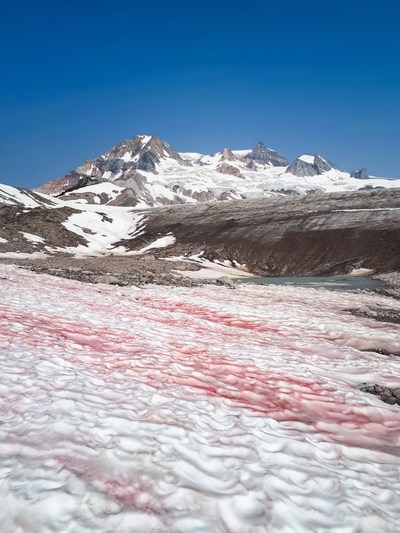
[0,264,400,532]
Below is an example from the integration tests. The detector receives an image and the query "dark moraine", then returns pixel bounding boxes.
[118,188,400,276]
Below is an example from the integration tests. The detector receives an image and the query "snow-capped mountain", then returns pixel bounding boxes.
[36,135,398,207]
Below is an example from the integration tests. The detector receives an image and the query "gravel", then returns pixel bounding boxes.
[0,256,237,288]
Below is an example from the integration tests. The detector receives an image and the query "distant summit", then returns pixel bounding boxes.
[35,134,393,208]
[244,142,289,167]
[286,154,337,177]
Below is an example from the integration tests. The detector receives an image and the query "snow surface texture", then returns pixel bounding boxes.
[1,265,400,532]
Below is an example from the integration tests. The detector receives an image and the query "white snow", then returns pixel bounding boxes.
[179,152,204,162]
[64,182,126,199]
[120,152,133,162]
[231,149,252,156]
[0,237,8,243]
[0,264,400,531]
[0,184,58,208]
[348,268,376,276]
[299,154,316,164]
[135,234,176,254]
[61,207,145,255]
[20,232,44,243]
[167,255,254,279]
[139,135,152,148]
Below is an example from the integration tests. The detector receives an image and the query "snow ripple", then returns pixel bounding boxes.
[0,265,400,531]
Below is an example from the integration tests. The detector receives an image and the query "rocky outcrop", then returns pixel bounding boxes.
[286,154,336,177]
[351,168,369,180]
[57,175,103,197]
[218,191,242,201]
[220,148,235,161]
[360,384,400,406]
[244,142,289,166]
[285,158,318,177]
[217,163,244,178]
[246,159,257,171]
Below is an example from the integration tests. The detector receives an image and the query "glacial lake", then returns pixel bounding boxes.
[239,276,385,292]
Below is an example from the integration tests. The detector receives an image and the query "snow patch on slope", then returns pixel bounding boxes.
[0,184,59,208]
[61,208,145,255]
[20,232,45,243]
[136,234,176,254]
[299,154,316,164]
[166,253,255,279]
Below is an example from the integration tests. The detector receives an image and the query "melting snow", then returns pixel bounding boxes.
[61,208,145,255]
[20,232,45,243]
[135,235,176,254]
[0,265,399,531]
[167,255,254,279]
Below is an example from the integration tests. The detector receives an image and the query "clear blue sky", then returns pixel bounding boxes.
[1,0,399,188]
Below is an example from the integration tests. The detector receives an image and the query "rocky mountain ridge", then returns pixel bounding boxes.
[35,135,398,208]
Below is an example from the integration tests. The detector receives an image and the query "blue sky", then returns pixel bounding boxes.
[1,0,399,188]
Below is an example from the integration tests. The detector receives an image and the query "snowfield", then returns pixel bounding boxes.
[1,265,400,532]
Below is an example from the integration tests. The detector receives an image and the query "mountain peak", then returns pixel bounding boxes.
[255,141,267,152]
[220,147,235,161]
[245,142,289,167]
[34,134,392,208]
[286,154,338,177]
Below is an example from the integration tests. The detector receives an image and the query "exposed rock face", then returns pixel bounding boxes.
[313,154,335,173]
[136,150,158,172]
[246,160,257,171]
[38,171,83,196]
[218,191,242,201]
[217,163,244,178]
[285,159,318,177]
[57,175,104,197]
[36,135,189,196]
[107,188,139,207]
[360,384,400,406]
[286,154,336,177]
[220,148,235,161]
[351,168,369,180]
[244,142,289,166]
